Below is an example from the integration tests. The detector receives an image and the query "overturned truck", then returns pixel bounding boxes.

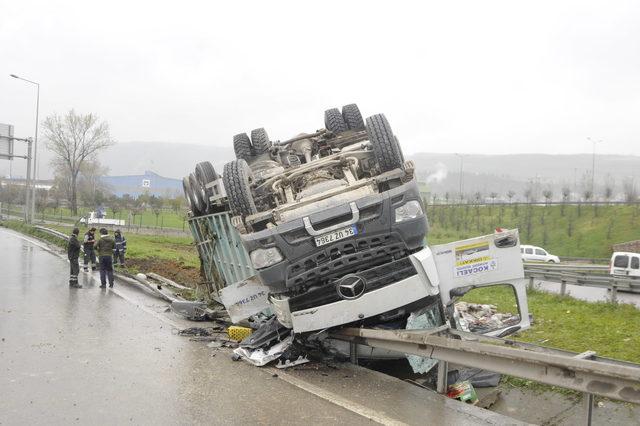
[183,104,530,361]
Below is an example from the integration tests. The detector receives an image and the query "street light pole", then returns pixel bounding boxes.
[587,137,601,197]
[10,74,40,223]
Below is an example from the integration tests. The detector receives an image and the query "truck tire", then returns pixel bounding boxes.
[342,104,365,131]
[195,161,219,212]
[366,114,404,173]
[223,159,257,217]
[250,128,271,154]
[182,176,198,215]
[233,133,253,161]
[324,108,348,134]
[188,173,206,215]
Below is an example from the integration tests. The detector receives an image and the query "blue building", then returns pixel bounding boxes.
[101,170,182,198]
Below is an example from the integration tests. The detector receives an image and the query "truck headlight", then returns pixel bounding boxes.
[250,247,283,269]
[395,200,424,223]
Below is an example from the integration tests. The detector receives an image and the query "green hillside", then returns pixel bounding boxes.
[426,204,640,259]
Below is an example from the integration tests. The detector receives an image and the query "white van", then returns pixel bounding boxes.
[610,252,640,278]
[521,245,560,263]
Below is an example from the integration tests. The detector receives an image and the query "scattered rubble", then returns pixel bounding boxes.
[455,302,520,334]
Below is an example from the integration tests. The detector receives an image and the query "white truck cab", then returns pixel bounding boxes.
[610,252,640,278]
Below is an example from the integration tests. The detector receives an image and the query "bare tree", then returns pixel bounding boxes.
[542,190,553,205]
[623,178,638,203]
[506,190,516,203]
[43,110,114,214]
[561,185,571,216]
[603,175,615,204]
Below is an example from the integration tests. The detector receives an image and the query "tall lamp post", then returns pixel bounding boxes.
[587,137,602,197]
[10,74,40,223]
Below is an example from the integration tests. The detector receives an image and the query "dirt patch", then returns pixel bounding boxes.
[126,257,201,288]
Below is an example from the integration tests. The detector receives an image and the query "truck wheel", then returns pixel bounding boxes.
[233,133,253,161]
[195,161,219,213]
[251,128,271,154]
[188,173,206,215]
[366,114,404,173]
[223,159,257,217]
[342,104,365,131]
[182,176,198,215]
[324,108,348,134]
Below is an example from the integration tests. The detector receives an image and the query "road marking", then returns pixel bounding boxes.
[274,369,406,426]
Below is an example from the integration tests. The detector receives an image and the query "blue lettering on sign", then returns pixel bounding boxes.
[454,260,497,277]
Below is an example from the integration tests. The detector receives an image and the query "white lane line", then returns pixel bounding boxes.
[274,369,406,426]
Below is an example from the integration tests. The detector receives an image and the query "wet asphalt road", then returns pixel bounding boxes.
[0,229,371,425]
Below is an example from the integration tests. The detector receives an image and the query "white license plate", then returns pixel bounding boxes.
[314,225,358,247]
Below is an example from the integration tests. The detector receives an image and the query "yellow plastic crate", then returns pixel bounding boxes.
[227,326,252,342]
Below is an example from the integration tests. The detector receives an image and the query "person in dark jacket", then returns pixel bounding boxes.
[67,228,82,288]
[83,227,97,272]
[113,229,127,267]
[94,228,116,288]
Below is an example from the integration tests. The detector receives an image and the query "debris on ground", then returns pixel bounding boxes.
[447,380,479,404]
[454,302,520,333]
[233,335,294,367]
[177,327,214,337]
[276,355,310,369]
[447,368,501,388]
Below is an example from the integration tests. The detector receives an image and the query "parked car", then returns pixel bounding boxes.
[520,245,560,263]
[610,252,640,278]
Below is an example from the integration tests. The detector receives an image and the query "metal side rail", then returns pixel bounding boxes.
[524,267,640,298]
[331,326,640,405]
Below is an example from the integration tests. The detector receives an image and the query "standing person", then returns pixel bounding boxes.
[113,229,127,267]
[83,227,97,272]
[94,228,115,288]
[67,228,82,288]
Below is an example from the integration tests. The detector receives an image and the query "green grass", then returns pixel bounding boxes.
[42,223,200,268]
[5,206,190,230]
[427,204,640,259]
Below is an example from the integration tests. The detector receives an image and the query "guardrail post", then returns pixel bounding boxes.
[610,282,618,304]
[560,278,567,296]
[436,360,448,394]
[528,276,534,290]
[349,342,358,365]
[583,393,594,425]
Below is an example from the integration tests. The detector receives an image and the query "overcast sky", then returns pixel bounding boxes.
[2,0,639,160]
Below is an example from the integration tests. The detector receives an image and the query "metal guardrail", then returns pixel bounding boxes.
[331,326,640,424]
[524,263,640,300]
[34,226,69,241]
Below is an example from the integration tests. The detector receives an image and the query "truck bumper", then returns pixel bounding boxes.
[270,246,441,332]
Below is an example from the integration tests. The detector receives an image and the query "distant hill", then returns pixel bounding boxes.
[4,142,639,201]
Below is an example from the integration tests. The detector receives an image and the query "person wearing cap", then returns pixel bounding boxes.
[83,227,97,272]
[67,228,82,288]
[94,228,116,288]
[113,229,127,267]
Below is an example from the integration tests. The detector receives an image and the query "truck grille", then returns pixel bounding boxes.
[285,233,407,288]
[288,257,417,311]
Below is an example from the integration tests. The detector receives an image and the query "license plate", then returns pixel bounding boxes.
[314,225,358,247]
